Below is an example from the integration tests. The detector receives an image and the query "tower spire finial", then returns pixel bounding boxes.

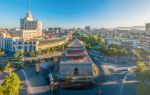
[28,0,30,12]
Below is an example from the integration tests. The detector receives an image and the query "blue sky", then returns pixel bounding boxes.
[0,0,150,28]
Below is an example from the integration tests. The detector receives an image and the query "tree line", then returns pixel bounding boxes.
[80,34,128,56]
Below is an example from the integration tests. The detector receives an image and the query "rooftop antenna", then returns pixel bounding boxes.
[28,0,30,12]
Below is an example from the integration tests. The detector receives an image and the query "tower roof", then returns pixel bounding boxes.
[28,0,30,12]
[25,0,33,21]
[68,38,84,48]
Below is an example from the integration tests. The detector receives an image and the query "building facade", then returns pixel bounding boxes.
[142,31,150,49]
[0,31,12,52]
[146,23,150,32]
[85,26,90,31]
[0,32,39,53]
[12,39,39,53]
[8,29,38,39]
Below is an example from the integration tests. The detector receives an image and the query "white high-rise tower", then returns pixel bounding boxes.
[20,0,42,37]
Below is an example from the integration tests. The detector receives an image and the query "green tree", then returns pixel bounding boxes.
[72,31,80,37]
[61,45,65,51]
[36,49,42,56]
[0,72,20,95]
[49,47,54,52]
[136,71,147,82]
[132,49,141,58]
[107,48,118,56]
[0,49,4,57]
[3,60,11,71]
[29,50,35,57]
[118,50,128,56]
[100,45,108,54]
[45,48,49,54]
[0,87,3,95]
[19,50,24,56]
[109,44,121,49]
[13,51,20,58]
[98,37,105,46]
[135,61,145,72]
[137,83,150,95]
[89,35,97,45]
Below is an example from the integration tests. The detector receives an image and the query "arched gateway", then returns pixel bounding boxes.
[74,68,79,75]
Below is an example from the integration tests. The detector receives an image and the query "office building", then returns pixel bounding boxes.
[20,0,42,38]
[146,23,150,32]
[85,26,90,31]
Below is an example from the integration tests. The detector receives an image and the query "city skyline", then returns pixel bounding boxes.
[0,0,150,29]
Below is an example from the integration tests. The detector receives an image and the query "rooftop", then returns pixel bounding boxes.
[68,38,84,48]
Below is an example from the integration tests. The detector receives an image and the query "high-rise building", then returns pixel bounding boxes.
[142,31,150,49]
[20,0,42,37]
[145,23,150,32]
[85,26,90,31]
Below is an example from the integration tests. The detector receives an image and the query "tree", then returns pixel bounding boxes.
[3,60,11,71]
[72,31,80,37]
[0,49,4,57]
[0,72,20,95]
[45,48,49,54]
[136,71,147,82]
[13,51,20,58]
[98,37,105,46]
[137,82,150,95]
[107,48,118,56]
[29,50,35,57]
[109,44,121,49]
[89,35,97,45]
[60,45,65,51]
[36,49,42,56]
[0,87,3,95]
[19,50,24,56]
[100,45,108,54]
[135,61,145,72]
[132,49,140,58]
[118,50,128,56]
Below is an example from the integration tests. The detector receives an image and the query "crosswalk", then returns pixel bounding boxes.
[40,62,51,69]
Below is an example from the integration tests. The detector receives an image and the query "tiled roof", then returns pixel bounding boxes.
[68,38,84,48]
